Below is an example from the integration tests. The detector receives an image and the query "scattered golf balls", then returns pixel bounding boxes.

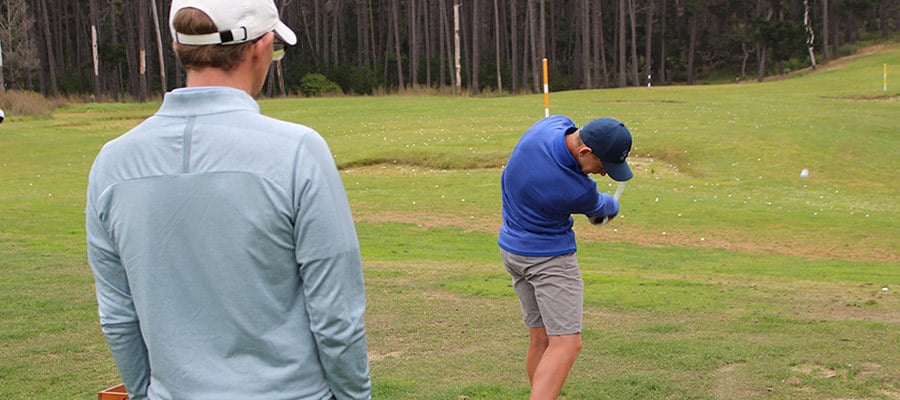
[800,168,809,178]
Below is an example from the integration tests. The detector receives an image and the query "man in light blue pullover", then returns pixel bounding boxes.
[85,1,370,398]
[499,115,633,399]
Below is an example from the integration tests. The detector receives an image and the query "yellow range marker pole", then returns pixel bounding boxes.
[543,58,550,118]
[884,63,887,92]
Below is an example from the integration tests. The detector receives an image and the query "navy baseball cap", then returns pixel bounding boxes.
[579,118,633,181]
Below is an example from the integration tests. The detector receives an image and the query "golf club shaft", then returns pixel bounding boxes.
[613,182,625,200]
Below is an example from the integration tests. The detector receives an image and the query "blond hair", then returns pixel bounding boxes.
[171,7,253,71]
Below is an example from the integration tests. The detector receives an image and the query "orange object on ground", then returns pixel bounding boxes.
[98,384,128,400]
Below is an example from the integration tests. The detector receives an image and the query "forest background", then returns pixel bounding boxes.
[0,0,897,101]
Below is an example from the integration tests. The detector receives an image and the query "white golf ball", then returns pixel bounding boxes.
[800,168,809,178]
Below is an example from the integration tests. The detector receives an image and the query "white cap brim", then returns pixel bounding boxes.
[274,20,296,46]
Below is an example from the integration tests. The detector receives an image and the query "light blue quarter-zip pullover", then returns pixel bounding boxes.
[86,87,371,400]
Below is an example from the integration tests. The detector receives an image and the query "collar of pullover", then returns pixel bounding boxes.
[157,86,261,117]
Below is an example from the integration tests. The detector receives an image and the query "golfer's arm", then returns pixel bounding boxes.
[86,200,150,399]
[293,135,371,399]
[576,190,618,217]
[102,321,150,400]
[299,252,371,400]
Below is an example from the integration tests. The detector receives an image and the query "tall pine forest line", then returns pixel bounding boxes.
[0,0,897,101]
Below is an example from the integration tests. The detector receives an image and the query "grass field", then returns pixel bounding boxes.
[1,44,897,399]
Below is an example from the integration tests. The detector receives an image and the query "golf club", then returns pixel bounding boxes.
[595,182,625,226]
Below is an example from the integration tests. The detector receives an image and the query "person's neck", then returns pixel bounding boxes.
[564,129,581,159]
[185,67,255,97]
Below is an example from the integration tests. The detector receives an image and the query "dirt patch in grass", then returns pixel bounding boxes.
[821,94,898,102]
[338,152,510,171]
[785,361,898,398]
[780,283,898,323]
[591,99,687,104]
[342,156,681,177]
[790,363,840,378]
[713,361,765,400]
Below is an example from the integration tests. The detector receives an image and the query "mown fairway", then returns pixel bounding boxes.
[1,44,897,399]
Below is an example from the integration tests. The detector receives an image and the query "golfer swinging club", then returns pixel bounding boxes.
[499,115,633,399]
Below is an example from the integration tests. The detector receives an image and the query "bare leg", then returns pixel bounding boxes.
[527,327,550,384]
[528,333,582,400]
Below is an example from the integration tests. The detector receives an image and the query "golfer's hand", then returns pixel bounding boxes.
[587,213,616,225]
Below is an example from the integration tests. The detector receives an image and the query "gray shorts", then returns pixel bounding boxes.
[501,249,583,335]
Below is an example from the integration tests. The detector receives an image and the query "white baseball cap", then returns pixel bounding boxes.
[170,0,297,46]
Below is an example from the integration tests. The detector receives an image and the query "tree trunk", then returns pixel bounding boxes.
[741,41,751,78]
[299,4,316,62]
[471,0,480,93]
[138,0,148,101]
[331,0,342,67]
[314,0,323,66]
[392,0,405,88]
[594,0,608,87]
[277,61,286,96]
[831,13,839,58]
[628,0,639,86]
[55,1,66,82]
[326,0,333,66]
[453,0,461,93]
[538,0,546,59]
[687,12,697,85]
[756,43,767,82]
[460,1,470,91]
[658,0,666,83]
[150,0,166,93]
[804,0,817,69]
[644,0,653,86]
[39,0,58,97]
[89,0,101,98]
[368,0,377,69]
[527,0,538,91]
[581,0,591,89]
[509,0,519,93]
[879,0,890,40]
[109,5,121,100]
[0,37,4,92]
[494,0,502,92]
[822,0,830,62]
[356,0,368,68]
[424,2,433,87]
[617,0,626,87]
[409,0,419,85]
[439,0,449,86]
[757,0,769,83]
[122,0,138,98]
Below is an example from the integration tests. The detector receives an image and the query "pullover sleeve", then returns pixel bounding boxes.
[86,177,151,400]
[573,187,620,218]
[293,135,372,400]
[591,192,620,217]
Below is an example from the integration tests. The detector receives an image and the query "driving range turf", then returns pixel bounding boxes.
[1,44,897,399]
